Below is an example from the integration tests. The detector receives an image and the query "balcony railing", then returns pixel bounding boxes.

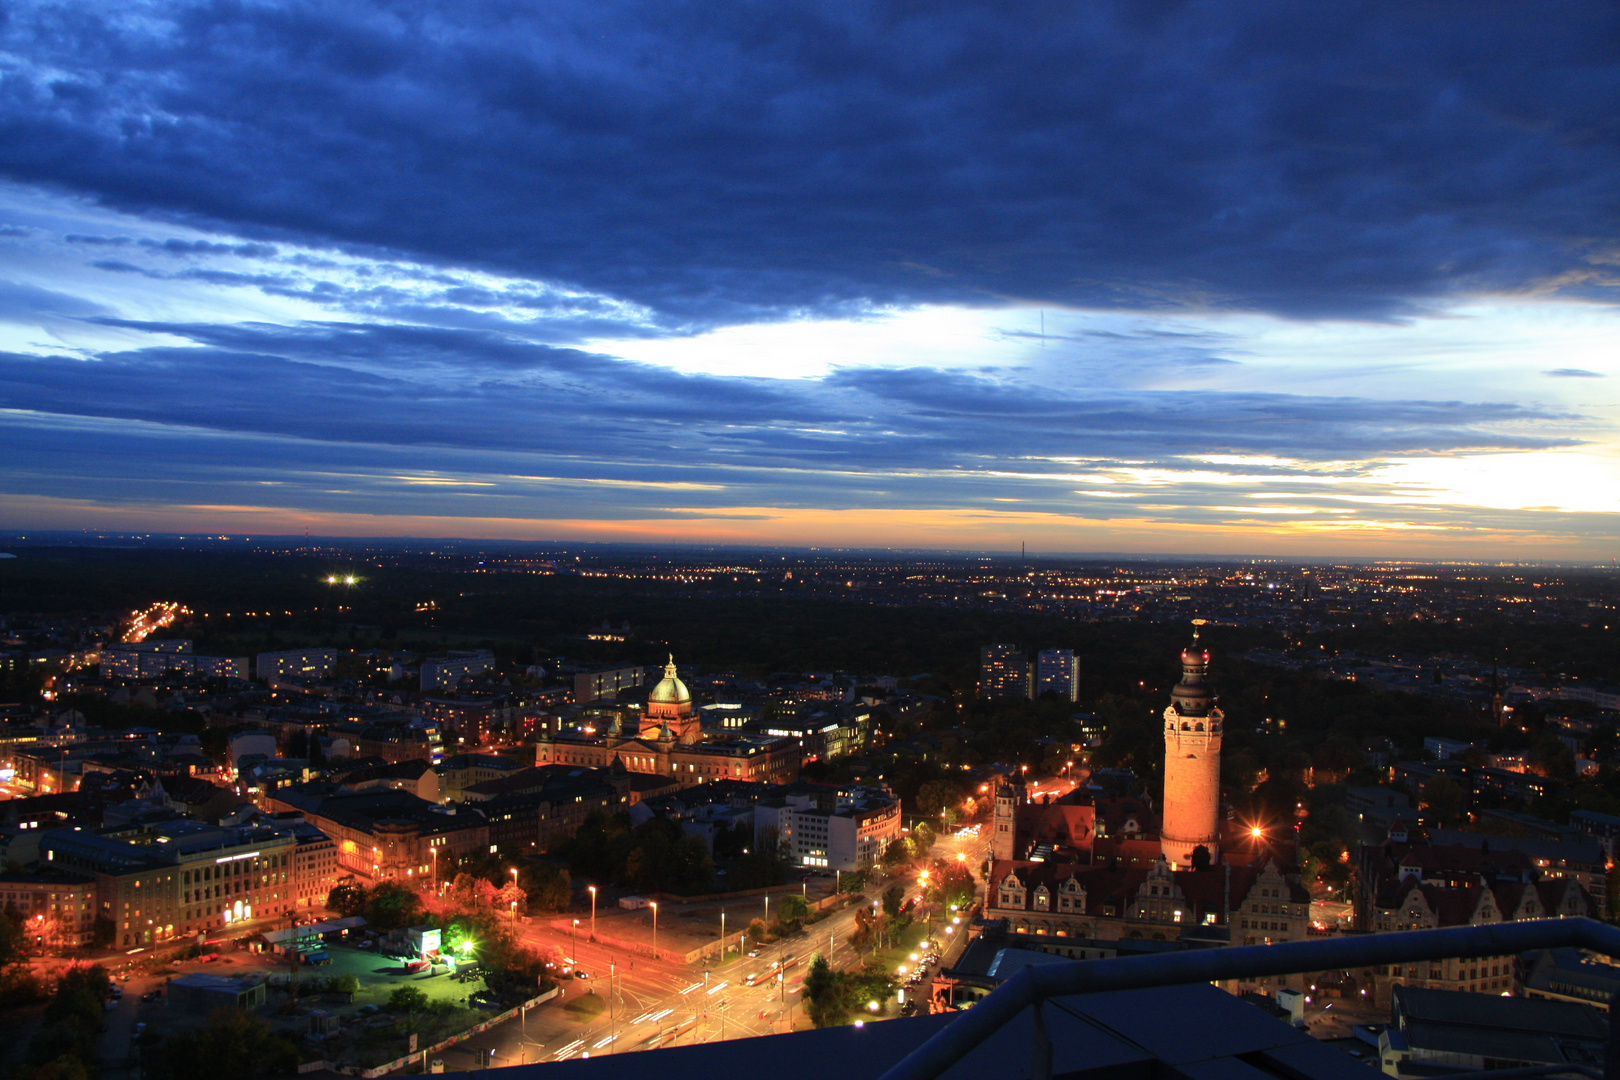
[877,917,1620,1080]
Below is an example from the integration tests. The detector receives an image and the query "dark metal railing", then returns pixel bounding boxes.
[876,917,1620,1080]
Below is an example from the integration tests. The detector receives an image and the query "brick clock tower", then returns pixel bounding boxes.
[1160,620,1223,869]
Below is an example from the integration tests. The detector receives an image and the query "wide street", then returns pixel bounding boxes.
[414,825,989,1072]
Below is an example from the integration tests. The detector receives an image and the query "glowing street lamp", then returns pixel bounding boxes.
[650,901,658,957]
[589,885,597,940]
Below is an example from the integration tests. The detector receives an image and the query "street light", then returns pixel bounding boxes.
[720,910,727,958]
[589,885,597,941]
[650,901,658,958]
[573,918,579,951]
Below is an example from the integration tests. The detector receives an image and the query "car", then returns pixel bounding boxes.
[574,971,590,980]
[358,940,373,949]
[746,949,761,958]
[141,990,162,1002]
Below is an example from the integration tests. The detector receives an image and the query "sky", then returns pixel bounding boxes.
[1,2,1618,559]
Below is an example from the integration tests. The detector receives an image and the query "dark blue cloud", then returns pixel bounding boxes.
[1544,368,1605,378]
[0,321,1580,484]
[4,1,1620,324]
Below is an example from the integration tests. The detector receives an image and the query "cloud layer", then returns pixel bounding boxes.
[5,1,1620,324]
[1,3,1618,554]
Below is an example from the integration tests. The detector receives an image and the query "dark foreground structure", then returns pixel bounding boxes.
[444,919,1620,1080]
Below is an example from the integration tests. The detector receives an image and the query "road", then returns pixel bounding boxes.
[412,829,990,1072]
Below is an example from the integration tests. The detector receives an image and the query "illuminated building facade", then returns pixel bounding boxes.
[1159,624,1223,869]
[41,821,314,947]
[534,655,800,787]
[0,869,97,948]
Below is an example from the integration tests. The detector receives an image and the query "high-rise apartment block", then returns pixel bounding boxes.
[979,644,1033,700]
[1035,649,1080,701]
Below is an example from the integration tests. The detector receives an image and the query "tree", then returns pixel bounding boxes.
[1420,776,1467,826]
[775,893,810,931]
[327,882,367,918]
[802,953,842,1027]
[364,882,424,930]
[1190,845,1212,871]
[522,863,572,912]
[923,858,976,909]
[389,986,429,1012]
[0,910,28,973]
[154,1008,298,1080]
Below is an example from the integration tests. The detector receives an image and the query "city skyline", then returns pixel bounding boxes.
[1,4,1617,558]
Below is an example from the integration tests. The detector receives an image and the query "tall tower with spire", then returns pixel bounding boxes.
[1161,621,1224,869]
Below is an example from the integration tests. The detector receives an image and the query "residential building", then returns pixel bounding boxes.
[420,650,495,691]
[0,868,98,948]
[978,645,1031,700]
[102,640,247,680]
[1035,649,1080,701]
[255,648,337,683]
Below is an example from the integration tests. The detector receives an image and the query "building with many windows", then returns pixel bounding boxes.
[753,783,901,871]
[102,640,247,680]
[255,648,337,684]
[535,655,800,788]
[978,644,1032,700]
[40,820,315,947]
[0,868,98,948]
[266,787,489,883]
[420,650,495,691]
[1035,649,1080,701]
[574,664,647,704]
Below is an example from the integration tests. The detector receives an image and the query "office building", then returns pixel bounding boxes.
[574,663,647,704]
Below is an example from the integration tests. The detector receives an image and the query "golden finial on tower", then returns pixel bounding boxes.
[1191,618,1206,640]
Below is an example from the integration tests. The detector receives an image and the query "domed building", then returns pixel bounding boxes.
[534,653,799,789]
[642,655,702,743]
